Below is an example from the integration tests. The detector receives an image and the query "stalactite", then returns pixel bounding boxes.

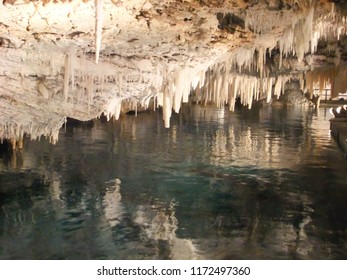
[95,0,103,64]
[86,75,94,113]
[163,90,172,128]
[295,8,314,63]
[173,68,190,113]
[306,68,332,98]
[63,54,70,102]
[0,117,65,145]
[266,77,273,102]
[3,1,347,145]
[306,66,347,99]
[105,97,122,121]
[70,54,75,92]
[187,59,299,113]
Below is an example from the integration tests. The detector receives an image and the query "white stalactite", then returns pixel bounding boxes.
[163,90,172,128]
[95,0,104,64]
[3,2,347,144]
[63,54,70,102]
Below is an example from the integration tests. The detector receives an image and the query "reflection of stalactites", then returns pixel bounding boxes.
[170,238,198,260]
[140,202,177,241]
[48,172,65,220]
[293,197,315,256]
[49,173,63,202]
[103,179,123,227]
[8,143,24,169]
[210,129,228,166]
[171,126,177,144]
[133,200,199,259]
[151,211,171,240]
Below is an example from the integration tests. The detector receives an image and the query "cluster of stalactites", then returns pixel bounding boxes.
[155,67,193,128]
[63,3,347,130]
[305,66,347,99]
[305,68,333,99]
[279,5,347,67]
[244,5,347,70]
[245,3,295,36]
[0,117,65,147]
[95,60,300,129]
[311,5,347,54]
[224,9,316,77]
[277,8,314,66]
[192,63,297,110]
[62,52,170,126]
[243,6,315,70]
[63,53,104,115]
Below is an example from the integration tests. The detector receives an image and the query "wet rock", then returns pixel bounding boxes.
[282,90,309,106]
[276,80,309,106]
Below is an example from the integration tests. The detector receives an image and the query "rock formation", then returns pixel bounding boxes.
[1,0,347,144]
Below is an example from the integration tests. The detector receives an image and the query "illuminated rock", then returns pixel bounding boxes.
[1,0,347,143]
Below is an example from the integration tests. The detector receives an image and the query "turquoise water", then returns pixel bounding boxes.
[1,104,347,259]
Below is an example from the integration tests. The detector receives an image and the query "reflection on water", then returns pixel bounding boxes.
[1,104,347,259]
[103,179,123,228]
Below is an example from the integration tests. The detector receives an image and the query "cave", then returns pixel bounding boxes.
[1,0,347,263]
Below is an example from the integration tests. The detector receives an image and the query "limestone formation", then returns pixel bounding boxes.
[1,0,347,144]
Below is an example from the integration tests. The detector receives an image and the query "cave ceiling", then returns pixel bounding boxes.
[0,0,347,143]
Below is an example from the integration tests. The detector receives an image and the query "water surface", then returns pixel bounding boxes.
[1,104,347,259]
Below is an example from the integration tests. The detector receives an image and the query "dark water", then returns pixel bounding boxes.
[1,104,347,260]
